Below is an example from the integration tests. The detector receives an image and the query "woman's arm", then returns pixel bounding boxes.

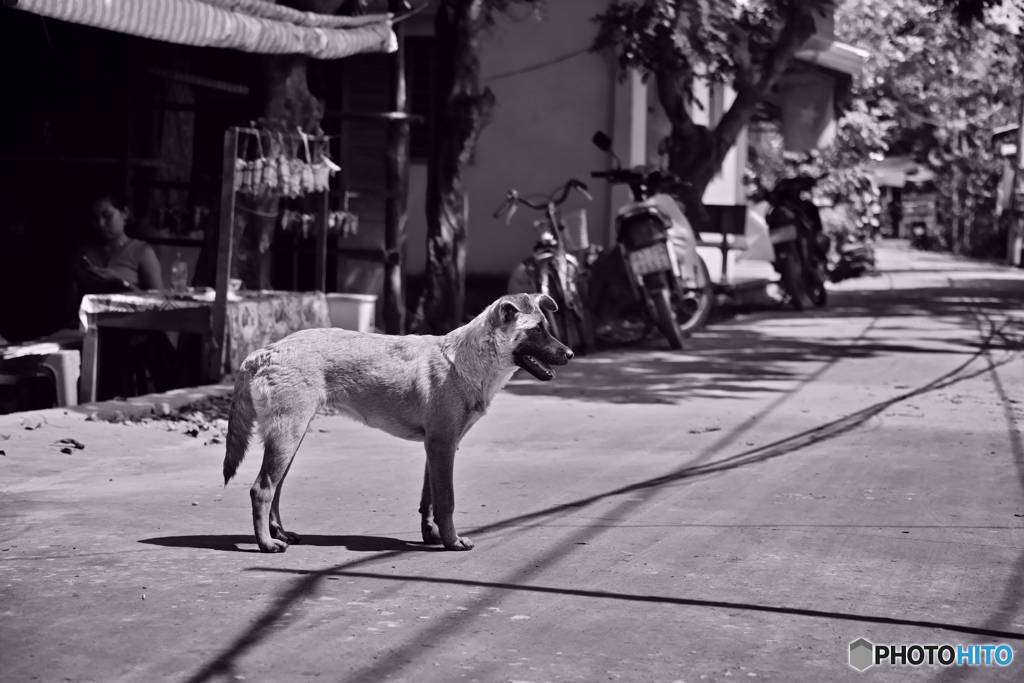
[138,244,164,291]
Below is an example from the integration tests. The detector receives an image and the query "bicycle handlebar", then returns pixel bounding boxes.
[492,179,592,225]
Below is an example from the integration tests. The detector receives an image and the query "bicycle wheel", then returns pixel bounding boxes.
[538,262,587,351]
[562,282,595,353]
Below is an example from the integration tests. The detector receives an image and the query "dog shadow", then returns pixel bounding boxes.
[137,534,442,553]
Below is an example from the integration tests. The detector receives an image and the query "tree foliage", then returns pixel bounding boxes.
[839,0,1021,254]
[939,0,1004,26]
[746,0,1022,256]
[591,1,831,230]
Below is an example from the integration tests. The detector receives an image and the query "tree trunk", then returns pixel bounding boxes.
[655,8,817,230]
[410,0,495,335]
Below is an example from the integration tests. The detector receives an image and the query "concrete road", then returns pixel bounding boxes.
[2,242,1023,683]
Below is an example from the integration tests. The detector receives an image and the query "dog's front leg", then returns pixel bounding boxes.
[425,435,474,551]
[419,463,444,545]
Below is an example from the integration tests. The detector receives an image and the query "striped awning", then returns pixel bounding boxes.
[5,0,397,59]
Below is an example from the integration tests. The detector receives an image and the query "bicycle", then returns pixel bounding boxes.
[494,178,597,354]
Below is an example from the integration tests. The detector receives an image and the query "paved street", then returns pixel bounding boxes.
[2,241,1023,683]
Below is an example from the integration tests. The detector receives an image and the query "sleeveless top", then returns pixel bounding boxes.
[80,238,152,288]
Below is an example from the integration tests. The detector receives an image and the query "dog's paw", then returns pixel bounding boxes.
[258,538,289,553]
[444,536,474,551]
[421,520,443,545]
[273,529,302,545]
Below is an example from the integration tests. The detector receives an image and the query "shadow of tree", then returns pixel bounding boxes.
[506,277,1023,405]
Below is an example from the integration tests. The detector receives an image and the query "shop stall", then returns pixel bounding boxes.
[0,0,415,408]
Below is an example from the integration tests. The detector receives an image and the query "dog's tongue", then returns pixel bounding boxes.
[519,354,554,381]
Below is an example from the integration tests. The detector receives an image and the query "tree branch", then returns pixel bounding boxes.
[712,6,816,169]
[754,7,816,95]
[656,68,687,122]
[731,25,754,90]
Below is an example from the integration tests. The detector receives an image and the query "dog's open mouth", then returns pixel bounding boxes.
[515,353,555,382]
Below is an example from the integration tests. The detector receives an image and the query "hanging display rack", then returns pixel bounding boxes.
[207,123,341,380]
[232,124,341,199]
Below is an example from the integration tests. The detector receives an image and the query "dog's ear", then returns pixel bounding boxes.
[497,299,521,325]
[535,293,558,313]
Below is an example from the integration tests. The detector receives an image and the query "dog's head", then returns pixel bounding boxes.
[489,293,574,381]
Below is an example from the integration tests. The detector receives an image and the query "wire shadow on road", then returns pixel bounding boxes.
[930,288,1024,683]
[253,567,1024,644]
[181,291,1022,683]
[255,338,1022,683]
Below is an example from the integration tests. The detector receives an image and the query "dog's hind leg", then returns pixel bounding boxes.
[251,411,314,553]
[425,434,474,551]
[270,454,302,545]
[419,462,443,545]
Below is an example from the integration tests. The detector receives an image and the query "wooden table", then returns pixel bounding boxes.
[77,290,331,403]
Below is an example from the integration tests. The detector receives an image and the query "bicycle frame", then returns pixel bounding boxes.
[536,202,574,304]
[494,180,591,316]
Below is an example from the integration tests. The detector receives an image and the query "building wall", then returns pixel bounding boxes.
[401,1,852,278]
[403,1,614,277]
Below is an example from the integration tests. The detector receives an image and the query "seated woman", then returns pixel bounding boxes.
[74,188,179,400]
[76,189,163,294]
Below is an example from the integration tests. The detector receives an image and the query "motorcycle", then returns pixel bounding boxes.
[588,131,714,350]
[908,222,946,251]
[755,174,830,311]
[828,229,877,283]
[499,179,597,354]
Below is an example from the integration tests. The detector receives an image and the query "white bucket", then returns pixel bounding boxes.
[325,293,378,333]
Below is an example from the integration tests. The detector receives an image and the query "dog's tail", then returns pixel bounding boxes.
[223,369,256,485]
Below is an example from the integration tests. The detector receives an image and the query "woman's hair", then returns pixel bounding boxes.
[90,186,131,213]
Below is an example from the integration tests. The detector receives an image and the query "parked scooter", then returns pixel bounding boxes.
[908,222,946,251]
[588,132,714,349]
[754,174,830,311]
[828,229,877,283]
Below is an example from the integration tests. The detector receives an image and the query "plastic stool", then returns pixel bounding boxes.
[41,350,81,407]
[0,347,81,407]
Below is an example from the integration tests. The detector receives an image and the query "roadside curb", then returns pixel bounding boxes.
[0,383,234,429]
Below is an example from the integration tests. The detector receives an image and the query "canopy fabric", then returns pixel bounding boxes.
[7,0,396,59]
[199,0,389,29]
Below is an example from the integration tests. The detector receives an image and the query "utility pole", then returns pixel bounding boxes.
[951,126,961,254]
[1007,90,1024,270]
[1009,88,1024,267]
[383,0,412,334]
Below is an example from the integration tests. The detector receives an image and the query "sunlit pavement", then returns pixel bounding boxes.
[2,241,1023,682]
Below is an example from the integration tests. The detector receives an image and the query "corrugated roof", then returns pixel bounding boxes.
[5,0,396,59]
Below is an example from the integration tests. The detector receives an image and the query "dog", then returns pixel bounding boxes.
[222,293,574,552]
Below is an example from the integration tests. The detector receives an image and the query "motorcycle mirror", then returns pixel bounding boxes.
[591,131,612,152]
[592,131,623,169]
[505,203,517,225]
